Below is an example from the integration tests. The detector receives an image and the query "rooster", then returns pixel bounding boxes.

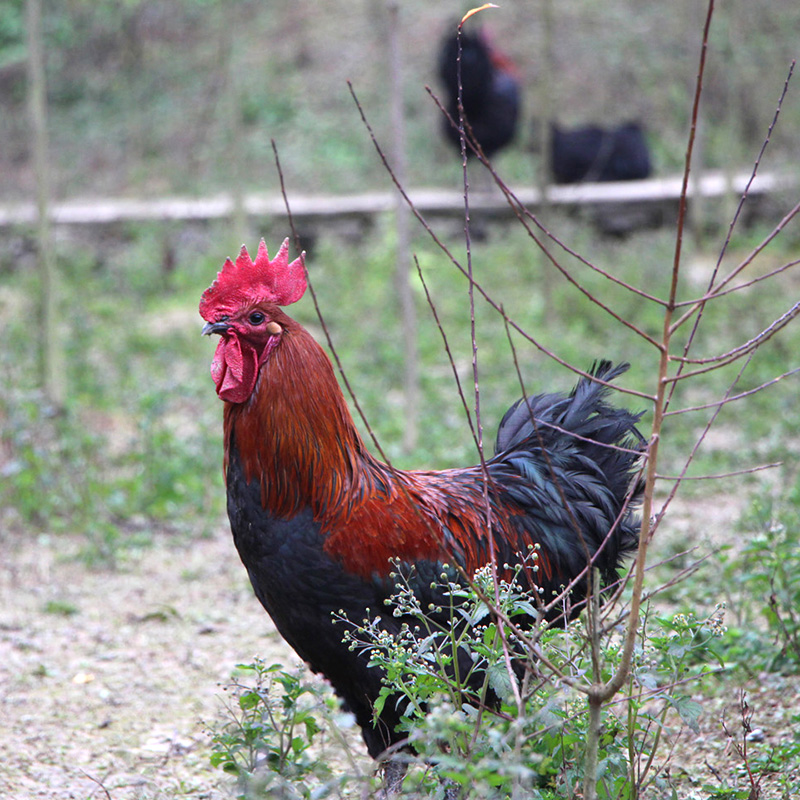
[200,239,643,785]
[438,26,521,159]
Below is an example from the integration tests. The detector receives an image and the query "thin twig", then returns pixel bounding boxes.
[664,366,800,415]
[431,88,671,310]
[350,80,656,404]
[452,12,523,712]
[670,205,800,315]
[79,770,112,800]
[501,312,645,632]
[666,301,800,376]
[414,256,478,448]
[271,139,405,475]
[656,462,782,481]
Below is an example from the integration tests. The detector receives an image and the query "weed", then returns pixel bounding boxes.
[43,599,78,616]
[209,659,359,799]
[208,570,730,799]
[722,483,800,671]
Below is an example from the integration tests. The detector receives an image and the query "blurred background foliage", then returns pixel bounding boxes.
[0,0,799,200]
[0,0,799,577]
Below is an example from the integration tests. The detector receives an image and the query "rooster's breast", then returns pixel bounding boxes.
[224,445,408,756]
[226,446,382,643]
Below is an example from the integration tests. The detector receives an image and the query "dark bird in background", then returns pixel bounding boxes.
[550,122,652,184]
[438,26,521,159]
[200,239,643,787]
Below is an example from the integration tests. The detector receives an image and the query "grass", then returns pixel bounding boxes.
[3,210,799,551]
[1,222,226,562]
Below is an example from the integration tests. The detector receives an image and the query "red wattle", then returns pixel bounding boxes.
[211,336,258,404]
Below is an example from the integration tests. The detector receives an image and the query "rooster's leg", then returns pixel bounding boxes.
[381,758,407,796]
[442,777,461,799]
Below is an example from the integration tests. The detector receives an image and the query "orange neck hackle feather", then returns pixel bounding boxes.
[222,320,545,583]
[203,238,545,582]
[222,320,461,578]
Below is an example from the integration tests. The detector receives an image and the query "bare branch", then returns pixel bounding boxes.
[430,87,672,311]
[664,366,800,416]
[672,250,800,315]
[351,81,657,402]
[656,462,782,482]
[414,256,479,449]
[601,0,718,709]
[666,300,800,374]
[271,140,397,468]
[665,57,796,411]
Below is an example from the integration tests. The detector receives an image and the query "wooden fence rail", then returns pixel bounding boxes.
[0,170,790,232]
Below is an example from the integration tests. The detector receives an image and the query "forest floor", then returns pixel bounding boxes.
[2,499,798,800]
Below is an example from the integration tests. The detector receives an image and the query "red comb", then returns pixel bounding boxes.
[199,238,306,321]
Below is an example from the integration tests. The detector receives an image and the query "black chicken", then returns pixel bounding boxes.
[438,26,521,159]
[550,122,652,184]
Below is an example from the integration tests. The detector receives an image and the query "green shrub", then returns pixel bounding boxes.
[209,659,359,800]
[209,568,727,799]
[723,483,800,671]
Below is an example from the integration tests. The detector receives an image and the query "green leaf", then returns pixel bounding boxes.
[238,690,262,711]
[668,695,703,734]
[303,716,321,740]
[487,661,516,703]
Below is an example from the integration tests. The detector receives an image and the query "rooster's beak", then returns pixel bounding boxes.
[202,321,230,336]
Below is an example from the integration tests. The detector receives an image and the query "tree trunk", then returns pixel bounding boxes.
[221,5,248,251]
[26,0,65,409]
[537,0,556,322]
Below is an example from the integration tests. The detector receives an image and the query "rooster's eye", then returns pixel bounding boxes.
[249,312,265,325]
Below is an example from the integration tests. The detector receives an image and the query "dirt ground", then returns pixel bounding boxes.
[1,503,797,799]
[0,524,303,799]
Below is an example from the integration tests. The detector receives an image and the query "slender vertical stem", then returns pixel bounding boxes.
[387,0,418,454]
[603,0,716,705]
[454,21,482,463]
[583,569,603,800]
[456,10,522,713]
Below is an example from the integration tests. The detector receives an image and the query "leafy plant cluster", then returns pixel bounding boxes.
[208,659,360,800]
[720,478,800,673]
[209,539,800,798]
[209,567,731,799]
